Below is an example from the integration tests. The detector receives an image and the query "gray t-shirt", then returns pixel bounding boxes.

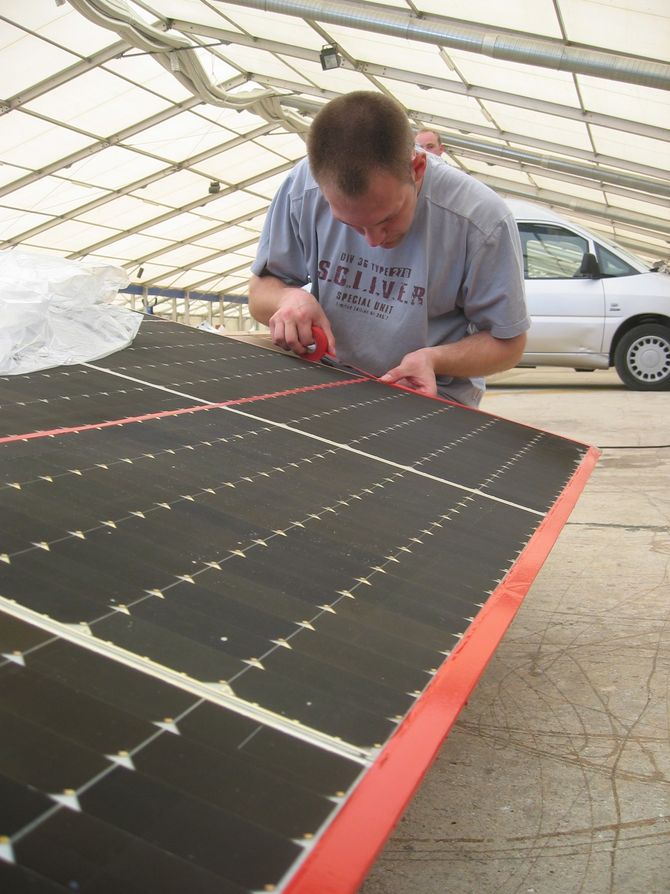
[251,154,529,406]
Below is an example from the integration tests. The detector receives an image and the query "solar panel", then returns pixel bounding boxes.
[0,317,598,893]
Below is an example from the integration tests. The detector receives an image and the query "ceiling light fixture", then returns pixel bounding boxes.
[319,44,342,71]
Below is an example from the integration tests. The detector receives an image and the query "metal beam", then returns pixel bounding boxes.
[0,74,250,202]
[453,150,669,212]
[172,18,670,144]
[252,78,670,184]
[120,284,248,303]
[180,258,255,293]
[139,236,259,287]
[0,121,279,247]
[66,160,294,258]
[221,0,670,90]
[121,207,270,270]
[478,175,670,240]
[0,40,128,114]
[438,137,670,199]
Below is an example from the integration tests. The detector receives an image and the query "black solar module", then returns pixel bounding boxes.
[0,316,598,893]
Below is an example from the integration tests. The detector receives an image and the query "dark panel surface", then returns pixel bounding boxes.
[1,406,543,742]
[0,608,361,893]
[0,318,590,892]
[0,363,203,439]
[0,315,354,438]
[96,314,360,402]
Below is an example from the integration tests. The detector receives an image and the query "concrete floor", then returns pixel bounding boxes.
[361,367,670,894]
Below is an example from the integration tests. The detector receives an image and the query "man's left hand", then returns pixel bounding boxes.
[379,349,437,397]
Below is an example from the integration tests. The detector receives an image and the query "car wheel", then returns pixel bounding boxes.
[614,323,670,390]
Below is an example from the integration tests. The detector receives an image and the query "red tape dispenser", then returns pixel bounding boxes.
[304,325,329,362]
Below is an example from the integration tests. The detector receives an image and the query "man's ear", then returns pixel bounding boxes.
[411,151,427,182]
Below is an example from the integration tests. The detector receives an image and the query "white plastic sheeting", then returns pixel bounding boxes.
[0,249,140,375]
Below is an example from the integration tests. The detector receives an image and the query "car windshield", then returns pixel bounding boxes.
[590,231,650,271]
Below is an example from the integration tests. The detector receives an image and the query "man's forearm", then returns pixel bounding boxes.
[427,331,527,378]
[248,273,290,325]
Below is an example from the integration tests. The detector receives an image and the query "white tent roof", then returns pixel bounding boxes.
[1,0,669,314]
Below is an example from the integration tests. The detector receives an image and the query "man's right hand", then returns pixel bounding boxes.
[269,289,335,357]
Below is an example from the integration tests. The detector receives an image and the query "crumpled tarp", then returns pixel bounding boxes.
[0,249,141,375]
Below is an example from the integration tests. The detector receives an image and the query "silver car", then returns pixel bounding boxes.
[507,199,670,390]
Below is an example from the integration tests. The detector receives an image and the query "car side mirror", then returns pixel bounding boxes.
[577,252,601,278]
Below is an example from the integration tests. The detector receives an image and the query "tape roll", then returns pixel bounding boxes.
[305,326,329,362]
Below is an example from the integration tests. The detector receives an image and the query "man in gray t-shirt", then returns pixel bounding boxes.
[249,91,529,407]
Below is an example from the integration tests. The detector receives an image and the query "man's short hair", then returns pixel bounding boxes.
[307,91,415,196]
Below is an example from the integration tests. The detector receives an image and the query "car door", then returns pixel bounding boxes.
[518,222,606,359]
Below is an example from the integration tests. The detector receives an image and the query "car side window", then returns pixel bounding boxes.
[595,244,637,277]
[518,223,589,280]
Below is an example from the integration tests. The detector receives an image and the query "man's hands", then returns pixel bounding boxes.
[379,348,438,397]
[249,274,527,382]
[268,289,335,357]
[379,332,527,396]
[247,276,336,357]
